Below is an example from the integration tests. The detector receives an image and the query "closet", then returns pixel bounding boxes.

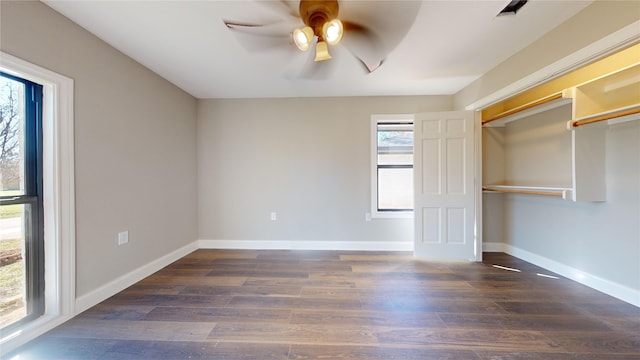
[480,43,640,203]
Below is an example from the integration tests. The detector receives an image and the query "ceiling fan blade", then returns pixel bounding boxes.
[353,54,384,74]
[223,20,292,37]
[223,20,294,52]
[284,38,336,80]
[256,0,299,20]
[340,20,386,72]
[300,55,336,80]
[224,21,261,29]
[339,1,422,71]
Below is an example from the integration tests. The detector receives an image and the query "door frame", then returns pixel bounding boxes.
[473,111,483,261]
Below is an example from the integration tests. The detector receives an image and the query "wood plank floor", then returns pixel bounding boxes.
[7,251,640,359]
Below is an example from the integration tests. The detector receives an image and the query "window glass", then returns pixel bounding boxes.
[375,120,413,212]
[378,168,413,210]
[1,72,44,332]
[0,77,25,196]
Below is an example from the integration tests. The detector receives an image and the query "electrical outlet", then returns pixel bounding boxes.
[270,212,277,221]
[365,212,372,222]
[118,231,129,245]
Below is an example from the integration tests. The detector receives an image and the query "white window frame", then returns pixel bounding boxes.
[370,114,414,219]
[0,52,76,356]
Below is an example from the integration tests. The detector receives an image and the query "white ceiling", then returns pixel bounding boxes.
[43,0,593,99]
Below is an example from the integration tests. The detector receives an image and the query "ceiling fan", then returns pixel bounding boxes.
[224,0,421,75]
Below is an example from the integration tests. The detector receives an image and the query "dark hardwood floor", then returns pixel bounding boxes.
[7,250,640,359]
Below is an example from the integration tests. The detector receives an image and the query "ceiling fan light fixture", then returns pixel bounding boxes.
[293,26,314,51]
[323,19,343,46]
[314,40,331,61]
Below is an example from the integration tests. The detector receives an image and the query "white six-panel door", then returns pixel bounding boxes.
[413,111,477,260]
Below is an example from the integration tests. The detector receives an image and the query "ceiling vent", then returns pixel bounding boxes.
[497,0,528,16]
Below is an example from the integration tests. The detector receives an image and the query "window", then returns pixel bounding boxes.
[0,72,44,332]
[0,52,75,356]
[371,114,414,218]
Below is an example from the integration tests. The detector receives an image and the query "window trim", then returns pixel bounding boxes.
[370,114,414,219]
[0,52,76,356]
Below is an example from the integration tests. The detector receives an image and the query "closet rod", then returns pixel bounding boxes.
[482,92,564,125]
[482,187,564,197]
[572,107,640,127]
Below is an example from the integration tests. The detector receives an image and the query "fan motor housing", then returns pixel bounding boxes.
[299,0,339,37]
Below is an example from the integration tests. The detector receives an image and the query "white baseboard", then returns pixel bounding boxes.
[74,242,198,314]
[198,239,414,252]
[501,243,640,308]
[482,242,506,252]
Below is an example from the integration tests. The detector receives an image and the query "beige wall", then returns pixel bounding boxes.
[197,96,452,244]
[502,120,639,291]
[1,1,198,297]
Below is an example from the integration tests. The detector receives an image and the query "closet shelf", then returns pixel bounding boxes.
[482,94,571,127]
[482,61,640,128]
[482,185,571,199]
[571,106,640,127]
[569,62,640,124]
[480,49,638,203]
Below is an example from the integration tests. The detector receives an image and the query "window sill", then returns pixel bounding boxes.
[371,211,414,219]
